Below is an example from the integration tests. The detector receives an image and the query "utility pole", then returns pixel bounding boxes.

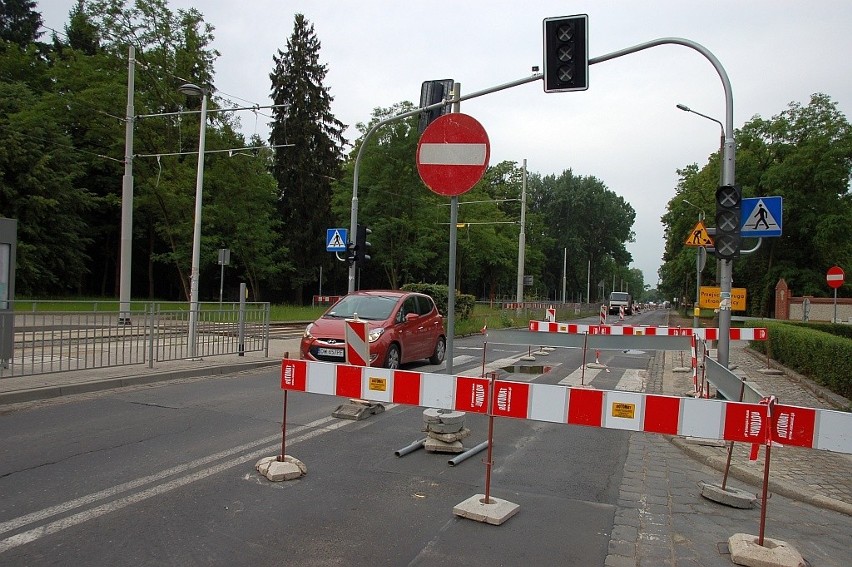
[119,45,135,324]
[515,159,527,312]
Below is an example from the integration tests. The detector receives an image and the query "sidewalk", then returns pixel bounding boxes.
[0,338,302,405]
[660,342,852,517]
[1,334,849,518]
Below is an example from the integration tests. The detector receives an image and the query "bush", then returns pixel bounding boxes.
[401,283,475,320]
[746,320,852,400]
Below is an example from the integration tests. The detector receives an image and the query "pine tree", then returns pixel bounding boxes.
[269,14,346,303]
[0,0,42,48]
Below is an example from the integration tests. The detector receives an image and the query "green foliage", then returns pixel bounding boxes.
[269,13,347,303]
[401,282,474,320]
[746,320,852,400]
[660,94,852,316]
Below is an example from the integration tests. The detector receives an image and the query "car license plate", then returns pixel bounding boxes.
[317,347,344,357]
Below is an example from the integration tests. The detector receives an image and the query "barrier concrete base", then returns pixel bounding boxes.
[700,482,756,508]
[453,494,519,526]
[728,533,805,567]
[255,455,306,482]
[672,366,691,373]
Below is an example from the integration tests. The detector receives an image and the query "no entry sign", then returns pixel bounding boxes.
[416,113,490,197]
[826,265,845,289]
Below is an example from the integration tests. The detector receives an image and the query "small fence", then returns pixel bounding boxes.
[0,302,270,378]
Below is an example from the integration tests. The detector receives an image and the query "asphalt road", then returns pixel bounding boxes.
[0,310,669,565]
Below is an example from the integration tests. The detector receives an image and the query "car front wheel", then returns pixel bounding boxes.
[384,344,401,369]
[429,336,446,364]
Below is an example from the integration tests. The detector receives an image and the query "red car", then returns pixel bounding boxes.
[300,290,446,369]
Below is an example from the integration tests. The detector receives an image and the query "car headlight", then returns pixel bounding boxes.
[368,327,384,343]
[303,323,314,340]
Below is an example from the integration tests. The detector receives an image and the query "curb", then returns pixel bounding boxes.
[0,360,282,405]
[669,436,852,517]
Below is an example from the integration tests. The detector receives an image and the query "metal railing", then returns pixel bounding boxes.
[0,302,270,378]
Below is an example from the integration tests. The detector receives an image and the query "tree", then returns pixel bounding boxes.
[0,0,41,48]
[660,94,852,316]
[530,170,636,302]
[269,14,347,303]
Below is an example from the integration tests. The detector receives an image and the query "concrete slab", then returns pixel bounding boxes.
[453,494,520,526]
[255,455,306,482]
[728,533,806,567]
[424,438,464,453]
[700,482,756,508]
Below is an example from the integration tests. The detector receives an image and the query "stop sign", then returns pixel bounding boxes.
[416,113,490,197]
[827,266,845,289]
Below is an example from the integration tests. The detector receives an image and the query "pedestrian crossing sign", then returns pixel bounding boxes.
[326,228,348,252]
[740,196,782,237]
[685,221,714,248]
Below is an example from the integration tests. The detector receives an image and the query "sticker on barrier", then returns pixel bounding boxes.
[280,358,851,454]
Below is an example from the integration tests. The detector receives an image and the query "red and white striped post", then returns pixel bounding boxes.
[345,317,370,366]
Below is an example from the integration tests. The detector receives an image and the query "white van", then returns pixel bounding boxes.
[608,292,633,315]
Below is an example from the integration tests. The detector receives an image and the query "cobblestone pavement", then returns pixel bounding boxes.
[606,345,852,567]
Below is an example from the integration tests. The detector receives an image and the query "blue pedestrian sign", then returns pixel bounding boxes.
[740,196,782,237]
[326,228,348,252]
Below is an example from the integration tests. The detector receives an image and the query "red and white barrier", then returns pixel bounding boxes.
[691,334,698,394]
[619,305,625,321]
[545,306,556,322]
[344,319,369,366]
[281,359,852,454]
[599,305,607,325]
[528,321,768,341]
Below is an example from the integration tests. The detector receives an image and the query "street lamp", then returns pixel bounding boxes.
[179,82,208,359]
[676,104,725,184]
[683,198,705,328]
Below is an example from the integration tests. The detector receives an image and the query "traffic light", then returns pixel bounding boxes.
[418,79,454,134]
[345,241,357,266]
[714,184,742,259]
[355,224,371,265]
[542,15,589,93]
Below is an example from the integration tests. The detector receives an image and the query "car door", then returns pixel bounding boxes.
[396,296,424,361]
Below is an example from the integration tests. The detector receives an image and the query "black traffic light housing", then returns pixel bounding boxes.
[543,15,589,93]
[355,224,371,266]
[714,184,742,259]
[345,241,357,266]
[418,79,454,134]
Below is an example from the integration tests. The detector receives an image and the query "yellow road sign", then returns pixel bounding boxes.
[699,286,747,311]
[685,221,714,247]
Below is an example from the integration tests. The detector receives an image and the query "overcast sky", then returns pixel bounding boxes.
[39,1,852,288]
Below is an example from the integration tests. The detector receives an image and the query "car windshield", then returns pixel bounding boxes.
[325,295,398,321]
[610,293,629,301]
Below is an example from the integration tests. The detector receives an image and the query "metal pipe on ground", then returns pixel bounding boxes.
[448,441,489,467]
[395,438,426,457]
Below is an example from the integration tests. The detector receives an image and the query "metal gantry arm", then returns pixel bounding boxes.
[590,37,736,368]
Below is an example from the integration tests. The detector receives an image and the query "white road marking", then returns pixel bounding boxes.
[0,415,348,553]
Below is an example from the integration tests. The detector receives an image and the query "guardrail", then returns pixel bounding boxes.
[0,302,270,378]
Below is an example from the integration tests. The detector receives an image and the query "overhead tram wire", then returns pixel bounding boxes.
[135,143,293,159]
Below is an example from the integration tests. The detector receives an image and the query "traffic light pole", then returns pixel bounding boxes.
[589,37,736,368]
[347,36,736,369]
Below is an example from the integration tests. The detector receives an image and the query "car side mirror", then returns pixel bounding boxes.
[405,312,418,322]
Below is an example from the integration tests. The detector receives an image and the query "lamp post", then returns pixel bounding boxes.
[179,83,208,359]
[676,104,725,184]
[675,104,733,332]
[683,199,705,328]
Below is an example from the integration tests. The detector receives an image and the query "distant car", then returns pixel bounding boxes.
[300,290,446,369]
